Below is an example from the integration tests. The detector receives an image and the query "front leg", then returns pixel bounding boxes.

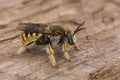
[14,38,37,56]
[46,44,56,67]
[72,35,79,51]
[72,43,79,51]
[16,46,27,55]
[62,41,71,61]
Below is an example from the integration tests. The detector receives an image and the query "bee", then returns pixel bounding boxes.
[16,21,85,67]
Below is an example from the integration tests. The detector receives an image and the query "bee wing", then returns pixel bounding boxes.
[49,24,66,36]
[17,23,54,35]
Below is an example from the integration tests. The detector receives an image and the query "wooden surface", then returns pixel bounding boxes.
[0,0,120,80]
[89,61,120,80]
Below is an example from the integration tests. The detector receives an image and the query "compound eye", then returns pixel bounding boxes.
[67,33,74,45]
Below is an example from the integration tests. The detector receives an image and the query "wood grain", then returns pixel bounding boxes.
[0,0,120,80]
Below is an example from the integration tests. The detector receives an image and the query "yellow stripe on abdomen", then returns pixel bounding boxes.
[21,32,42,45]
[22,33,27,42]
[32,33,37,37]
[21,33,27,45]
[27,33,31,38]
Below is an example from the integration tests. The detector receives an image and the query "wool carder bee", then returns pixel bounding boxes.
[16,22,85,67]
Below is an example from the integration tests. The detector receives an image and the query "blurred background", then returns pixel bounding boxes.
[0,0,120,80]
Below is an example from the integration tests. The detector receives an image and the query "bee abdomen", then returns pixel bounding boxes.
[21,33,27,43]
[21,32,41,44]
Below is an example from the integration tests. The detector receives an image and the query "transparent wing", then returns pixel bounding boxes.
[17,23,48,33]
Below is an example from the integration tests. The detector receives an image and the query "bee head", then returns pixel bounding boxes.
[65,21,85,45]
[65,31,75,45]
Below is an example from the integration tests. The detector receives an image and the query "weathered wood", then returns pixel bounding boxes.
[0,0,120,80]
[89,61,120,80]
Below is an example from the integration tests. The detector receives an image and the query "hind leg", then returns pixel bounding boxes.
[14,38,37,56]
[72,43,79,51]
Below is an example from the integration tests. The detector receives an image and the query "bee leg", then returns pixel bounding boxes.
[72,43,79,51]
[17,46,27,54]
[62,41,71,61]
[11,46,26,57]
[72,35,79,51]
[13,35,27,56]
[46,44,56,67]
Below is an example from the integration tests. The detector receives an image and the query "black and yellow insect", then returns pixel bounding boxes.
[16,22,85,67]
